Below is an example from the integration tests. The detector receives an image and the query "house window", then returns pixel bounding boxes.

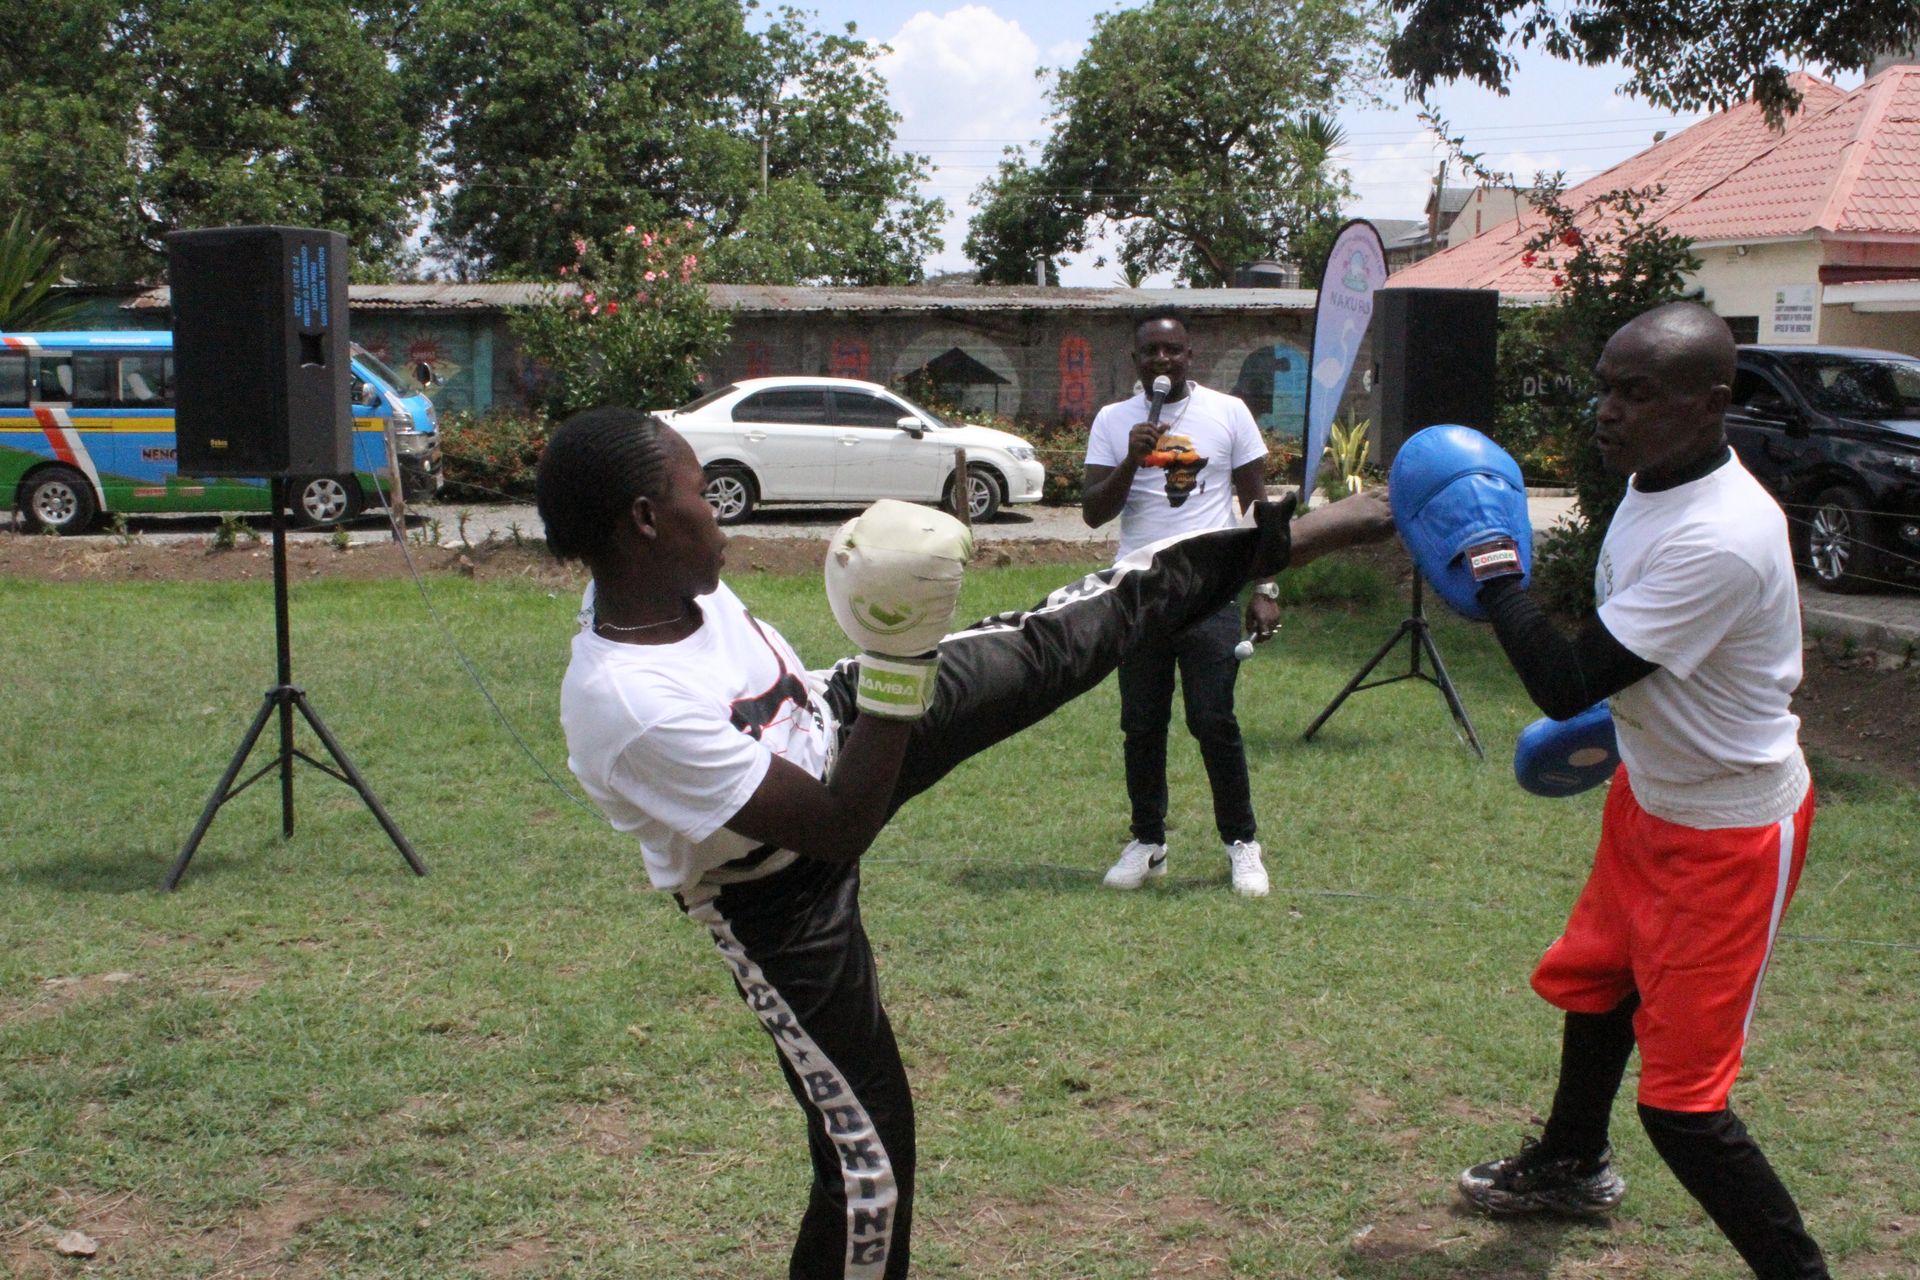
[1723,316,1759,344]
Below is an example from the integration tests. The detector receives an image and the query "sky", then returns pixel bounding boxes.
[780,2,1861,285]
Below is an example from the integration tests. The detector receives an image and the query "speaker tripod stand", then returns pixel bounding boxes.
[165,478,426,890]
[1302,572,1484,758]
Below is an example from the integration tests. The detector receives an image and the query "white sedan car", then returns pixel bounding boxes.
[654,376,1048,524]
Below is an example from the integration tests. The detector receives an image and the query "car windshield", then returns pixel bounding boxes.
[1776,354,1920,420]
[676,384,738,412]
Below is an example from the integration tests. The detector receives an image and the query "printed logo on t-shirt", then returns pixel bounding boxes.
[729,611,824,743]
[1142,432,1209,507]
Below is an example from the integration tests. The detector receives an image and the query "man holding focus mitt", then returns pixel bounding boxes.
[1390,302,1826,1279]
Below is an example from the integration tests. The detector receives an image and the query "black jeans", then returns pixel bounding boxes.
[1116,598,1255,846]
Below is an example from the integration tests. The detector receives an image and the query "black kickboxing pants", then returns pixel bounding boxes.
[677,517,1280,1279]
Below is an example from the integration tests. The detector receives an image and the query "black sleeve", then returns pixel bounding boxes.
[1476,577,1659,720]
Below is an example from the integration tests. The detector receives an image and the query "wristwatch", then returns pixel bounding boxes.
[1252,582,1280,600]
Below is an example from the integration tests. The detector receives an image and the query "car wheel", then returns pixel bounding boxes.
[945,464,1002,523]
[291,475,364,527]
[702,465,756,525]
[19,466,98,535]
[1804,485,1877,593]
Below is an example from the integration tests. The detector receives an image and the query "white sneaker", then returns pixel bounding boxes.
[1226,840,1269,897]
[1104,840,1168,889]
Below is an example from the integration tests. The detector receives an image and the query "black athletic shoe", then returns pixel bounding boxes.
[1458,1137,1627,1216]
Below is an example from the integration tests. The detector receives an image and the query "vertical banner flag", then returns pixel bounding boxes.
[1299,220,1388,506]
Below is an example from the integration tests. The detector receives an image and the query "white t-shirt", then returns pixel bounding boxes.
[1086,382,1267,561]
[1596,455,1807,827]
[560,581,839,893]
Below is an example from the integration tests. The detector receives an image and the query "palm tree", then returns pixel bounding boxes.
[0,214,83,331]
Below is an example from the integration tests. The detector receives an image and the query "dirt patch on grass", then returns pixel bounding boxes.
[2,1181,395,1279]
[0,970,140,1025]
[935,1186,1240,1277]
[560,1100,652,1157]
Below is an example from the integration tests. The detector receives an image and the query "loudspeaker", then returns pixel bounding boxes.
[1373,287,1498,464]
[168,226,352,479]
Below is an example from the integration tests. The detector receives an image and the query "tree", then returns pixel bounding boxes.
[1387,0,1920,124]
[965,0,1383,286]
[510,224,732,419]
[0,1,433,283]
[1506,179,1703,614]
[133,0,434,276]
[0,214,87,330]
[417,0,941,283]
[0,1,151,284]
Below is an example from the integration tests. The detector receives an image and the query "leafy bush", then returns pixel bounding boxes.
[437,408,550,502]
[1511,180,1701,614]
[510,223,731,419]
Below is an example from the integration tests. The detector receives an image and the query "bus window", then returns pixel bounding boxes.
[34,357,73,402]
[0,355,25,407]
[70,355,114,408]
[119,354,173,406]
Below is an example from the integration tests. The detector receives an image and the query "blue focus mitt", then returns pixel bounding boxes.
[1388,425,1532,619]
[1513,702,1619,797]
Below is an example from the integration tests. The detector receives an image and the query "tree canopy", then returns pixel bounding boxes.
[2,1,940,286]
[964,0,1383,286]
[415,0,940,282]
[1387,0,1920,123]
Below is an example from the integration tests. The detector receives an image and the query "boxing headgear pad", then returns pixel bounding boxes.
[1388,424,1533,619]
[1513,701,1619,797]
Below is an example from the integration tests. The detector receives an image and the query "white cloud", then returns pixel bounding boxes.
[873,7,1053,275]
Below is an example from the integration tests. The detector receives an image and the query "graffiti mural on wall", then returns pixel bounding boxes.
[890,326,1020,419]
[743,341,775,379]
[1057,334,1095,422]
[362,326,471,411]
[830,336,872,382]
[1215,340,1311,447]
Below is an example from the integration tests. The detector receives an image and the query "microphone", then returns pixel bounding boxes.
[1147,374,1172,426]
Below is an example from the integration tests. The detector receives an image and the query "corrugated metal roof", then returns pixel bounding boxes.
[126,281,1318,315]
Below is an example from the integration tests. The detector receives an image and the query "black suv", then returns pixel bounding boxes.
[1726,344,1920,592]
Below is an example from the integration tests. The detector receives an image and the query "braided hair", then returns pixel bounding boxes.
[535,406,676,563]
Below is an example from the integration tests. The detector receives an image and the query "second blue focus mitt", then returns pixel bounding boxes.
[1388,424,1532,619]
[1513,702,1619,797]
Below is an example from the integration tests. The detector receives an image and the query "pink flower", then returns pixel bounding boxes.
[684,219,694,231]
[685,254,698,269]
[644,271,657,282]
[642,232,655,247]
[572,238,587,255]
[583,291,597,305]
[623,224,635,234]
[556,265,569,275]
[636,290,649,304]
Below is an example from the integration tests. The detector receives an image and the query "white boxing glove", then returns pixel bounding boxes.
[825,499,974,719]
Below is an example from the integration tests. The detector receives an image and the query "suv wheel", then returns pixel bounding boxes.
[1805,486,1877,593]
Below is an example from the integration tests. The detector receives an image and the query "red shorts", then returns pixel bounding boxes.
[1531,767,1814,1112]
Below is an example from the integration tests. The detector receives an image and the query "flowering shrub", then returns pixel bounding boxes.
[436,408,550,501]
[510,223,732,419]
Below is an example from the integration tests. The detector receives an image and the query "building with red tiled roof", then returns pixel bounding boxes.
[1392,67,1920,355]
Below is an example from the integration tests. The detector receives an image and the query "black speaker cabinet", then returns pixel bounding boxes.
[1373,287,1498,464]
[167,226,352,479]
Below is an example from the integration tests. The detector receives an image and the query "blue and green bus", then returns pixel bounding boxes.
[1,330,443,534]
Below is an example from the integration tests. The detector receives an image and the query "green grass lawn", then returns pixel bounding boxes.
[2,557,1916,1278]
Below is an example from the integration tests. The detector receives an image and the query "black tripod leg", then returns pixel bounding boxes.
[1303,618,1416,741]
[292,691,428,877]
[165,690,279,891]
[1415,623,1485,759]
